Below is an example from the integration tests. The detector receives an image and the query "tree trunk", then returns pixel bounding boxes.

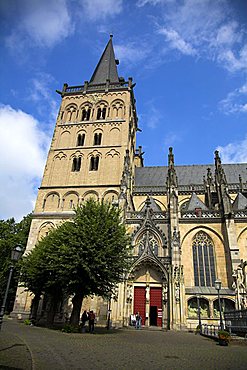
[46,294,60,326]
[70,292,84,326]
[30,294,41,322]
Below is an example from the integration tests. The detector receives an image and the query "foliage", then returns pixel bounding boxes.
[61,324,80,333]
[218,330,230,340]
[23,319,32,325]
[20,200,131,325]
[0,214,32,312]
[218,330,230,345]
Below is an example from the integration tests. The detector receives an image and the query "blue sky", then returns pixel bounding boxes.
[0,0,247,220]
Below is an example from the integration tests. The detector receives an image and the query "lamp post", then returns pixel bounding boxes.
[197,294,202,333]
[215,279,224,330]
[107,293,112,330]
[0,244,22,331]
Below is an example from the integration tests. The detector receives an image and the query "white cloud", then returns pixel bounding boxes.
[81,0,123,20]
[150,0,247,74]
[0,105,50,220]
[139,102,162,129]
[217,137,247,163]
[5,0,73,50]
[158,28,196,56]
[27,72,59,126]
[219,82,247,114]
[114,42,149,64]
[137,0,171,6]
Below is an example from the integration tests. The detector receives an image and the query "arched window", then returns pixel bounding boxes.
[82,108,91,121]
[72,157,81,172]
[93,133,102,146]
[213,298,235,317]
[90,156,99,171]
[77,134,85,146]
[97,107,106,120]
[188,297,210,318]
[192,231,216,287]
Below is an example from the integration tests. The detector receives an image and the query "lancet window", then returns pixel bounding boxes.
[192,231,216,287]
[93,133,102,146]
[82,108,91,121]
[71,157,81,172]
[90,156,99,171]
[96,107,106,120]
[77,133,85,146]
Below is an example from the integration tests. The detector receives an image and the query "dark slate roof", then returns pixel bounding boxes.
[187,193,208,211]
[232,193,247,210]
[140,196,162,212]
[89,36,119,85]
[134,164,247,192]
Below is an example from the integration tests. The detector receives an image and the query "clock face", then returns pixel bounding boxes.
[88,94,102,104]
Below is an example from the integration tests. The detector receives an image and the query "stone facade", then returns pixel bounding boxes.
[14,37,247,330]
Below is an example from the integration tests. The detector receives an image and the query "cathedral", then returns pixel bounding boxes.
[14,36,247,330]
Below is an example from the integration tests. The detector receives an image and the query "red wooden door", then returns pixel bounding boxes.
[150,287,162,327]
[134,287,146,325]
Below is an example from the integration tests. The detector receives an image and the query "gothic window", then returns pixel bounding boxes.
[138,235,146,256]
[90,156,99,171]
[77,134,85,146]
[72,157,81,172]
[149,235,158,256]
[82,108,91,121]
[192,231,216,287]
[97,107,106,120]
[137,233,159,257]
[93,133,102,146]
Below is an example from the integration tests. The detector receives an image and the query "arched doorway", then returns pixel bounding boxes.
[129,258,169,328]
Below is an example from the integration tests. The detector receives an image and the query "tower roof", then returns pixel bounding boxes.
[89,36,119,85]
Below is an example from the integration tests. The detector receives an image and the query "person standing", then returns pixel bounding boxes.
[135,312,142,329]
[81,310,88,332]
[88,310,95,333]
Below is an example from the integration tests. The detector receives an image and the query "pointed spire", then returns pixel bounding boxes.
[214,150,227,185]
[89,35,119,85]
[167,147,178,188]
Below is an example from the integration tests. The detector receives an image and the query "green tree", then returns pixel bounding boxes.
[0,214,32,312]
[20,200,131,326]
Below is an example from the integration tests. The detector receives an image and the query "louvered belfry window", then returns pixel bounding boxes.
[192,231,216,287]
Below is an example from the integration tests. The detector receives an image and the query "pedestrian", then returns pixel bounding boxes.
[88,310,96,333]
[135,312,142,329]
[81,310,88,332]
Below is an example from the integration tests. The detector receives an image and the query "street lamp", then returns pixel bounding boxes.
[197,294,202,333]
[0,244,23,331]
[215,279,224,330]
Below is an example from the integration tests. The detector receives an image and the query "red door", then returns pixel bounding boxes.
[150,287,162,327]
[134,287,146,326]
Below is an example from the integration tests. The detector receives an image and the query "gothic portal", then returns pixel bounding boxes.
[14,36,247,330]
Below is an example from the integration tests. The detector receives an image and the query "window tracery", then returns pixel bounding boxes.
[192,231,216,287]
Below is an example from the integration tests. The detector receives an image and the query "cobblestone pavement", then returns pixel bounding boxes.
[1,319,247,370]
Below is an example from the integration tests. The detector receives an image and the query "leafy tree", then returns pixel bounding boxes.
[20,200,131,326]
[0,214,32,312]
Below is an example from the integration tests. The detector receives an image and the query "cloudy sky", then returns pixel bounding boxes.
[0,0,247,221]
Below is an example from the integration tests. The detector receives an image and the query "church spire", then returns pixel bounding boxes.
[89,35,119,85]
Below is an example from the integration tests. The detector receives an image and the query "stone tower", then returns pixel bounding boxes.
[14,36,139,313]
